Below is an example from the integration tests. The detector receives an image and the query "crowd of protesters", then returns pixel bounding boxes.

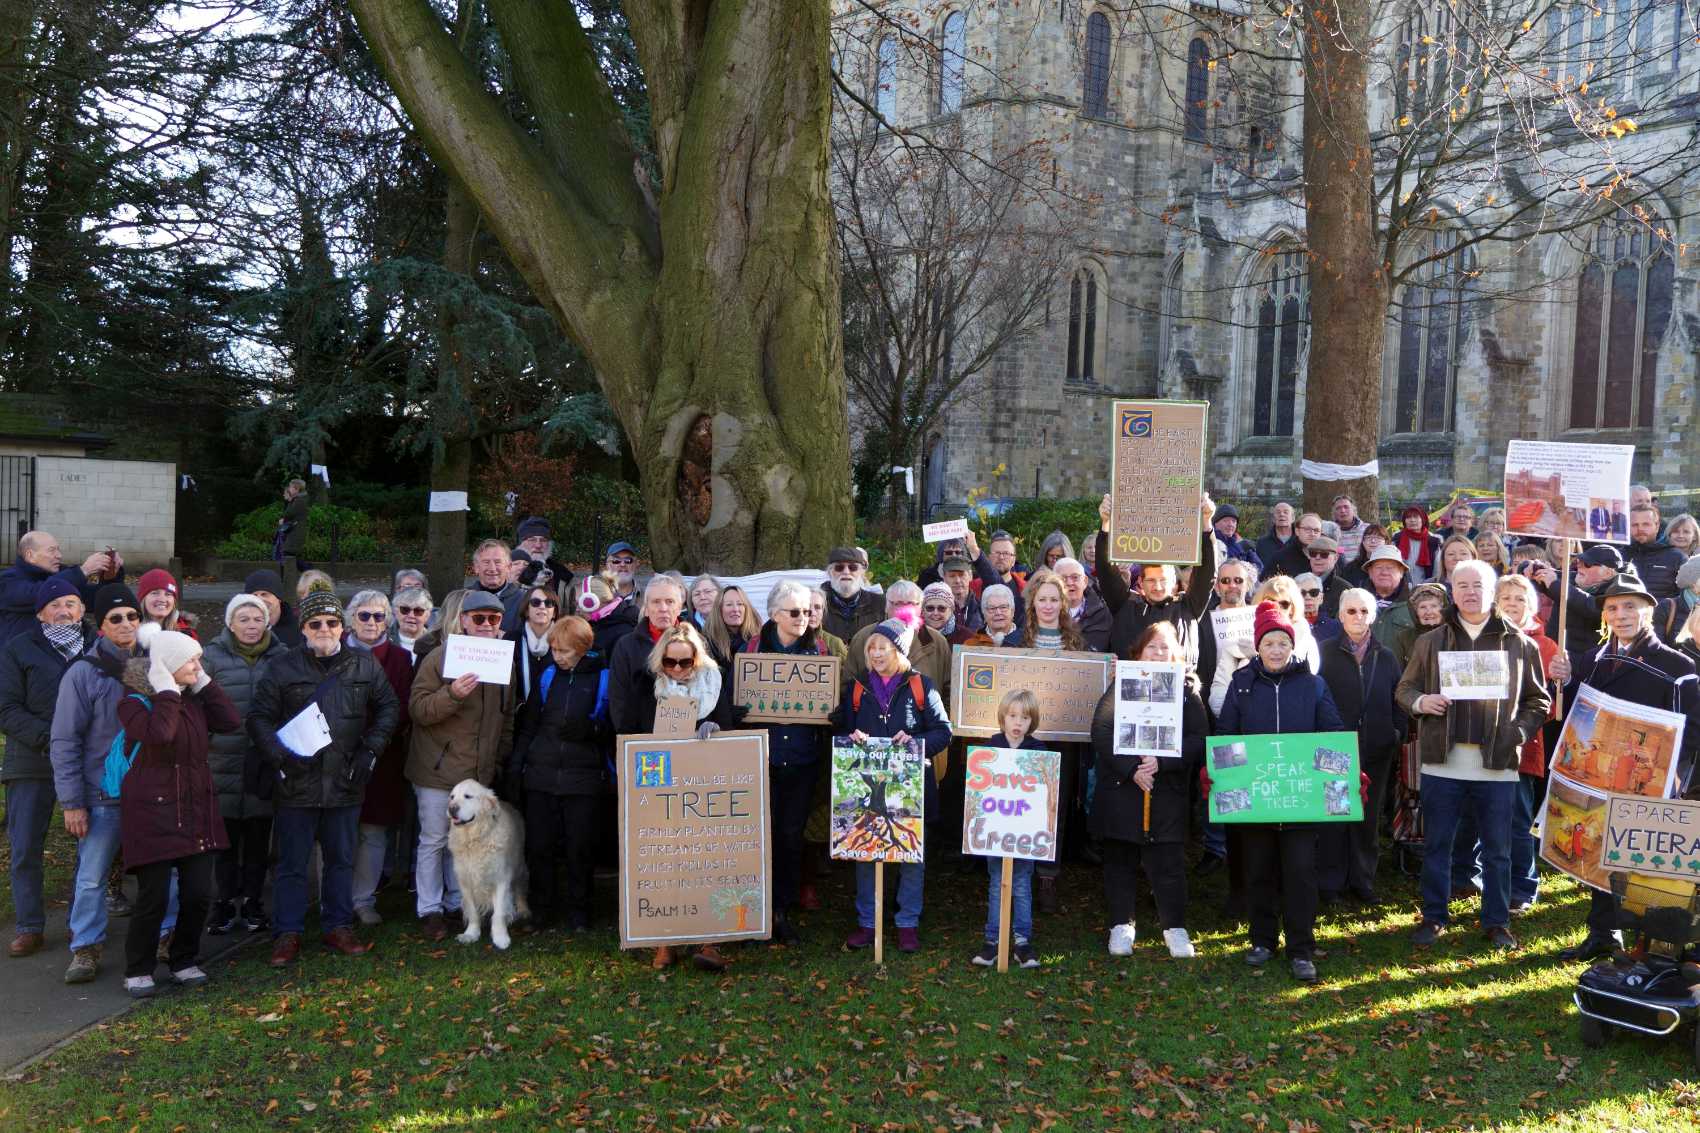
[4,480,1700,994]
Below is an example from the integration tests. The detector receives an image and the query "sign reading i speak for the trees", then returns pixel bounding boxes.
[1107,399,1207,565]
[732,653,840,724]
[1205,731,1362,824]
[961,745,1062,862]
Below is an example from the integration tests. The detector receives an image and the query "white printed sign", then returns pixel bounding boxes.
[922,518,970,544]
[1503,439,1635,543]
[1113,660,1186,757]
[276,701,333,759]
[1210,606,1256,653]
[1438,650,1509,701]
[428,490,470,512]
[442,634,516,685]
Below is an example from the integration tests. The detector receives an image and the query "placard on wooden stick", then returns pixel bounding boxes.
[732,653,840,724]
[1107,399,1208,565]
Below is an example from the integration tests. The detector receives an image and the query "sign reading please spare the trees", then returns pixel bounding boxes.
[732,653,840,724]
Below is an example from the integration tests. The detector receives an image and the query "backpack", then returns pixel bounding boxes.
[100,692,152,799]
[850,674,927,714]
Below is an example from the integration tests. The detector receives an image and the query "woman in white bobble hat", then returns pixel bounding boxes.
[113,623,242,998]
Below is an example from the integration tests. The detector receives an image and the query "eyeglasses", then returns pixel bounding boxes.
[304,618,341,631]
[1215,576,1244,585]
[1298,526,1322,535]
[529,597,558,609]
[396,605,429,617]
[1300,588,1322,598]
[660,656,694,671]
[355,611,386,622]
[829,563,863,573]
[608,556,636,567]
[465,613,503,627]
[778,607,808,617]
[104,611,141,624]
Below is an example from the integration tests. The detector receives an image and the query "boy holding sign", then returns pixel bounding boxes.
[966,691,1057,970]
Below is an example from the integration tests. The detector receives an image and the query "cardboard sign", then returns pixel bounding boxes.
[617,731,771,948]
[922,518,970,544]
[1205,731,1362,823]
[1503,439,1635,543]
[733,652,841,724]
[1107,399,1207,565]
[441,634,515,684]
[1437,650,1509,701]
[1600,794,1700,881]
[949,645,1115,743]
[830,736,925,863]
[1540,773,1612,892]
[1113,660,1186,757]
[961,745,1062,861]
[1551,683,1684,799]
[652,695,698,739]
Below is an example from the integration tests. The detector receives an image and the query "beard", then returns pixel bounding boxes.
[830,576,861,599]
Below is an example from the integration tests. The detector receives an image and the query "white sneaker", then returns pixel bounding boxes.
[170,965,208,986]
[355,906,383,926]
[1108,923,1135,956]
[1163,927,1196,959]
[124,975,156,998]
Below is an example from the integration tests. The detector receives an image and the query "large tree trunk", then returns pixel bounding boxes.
[1299,0,1385,518]
[0,0,35,366]
[351,0,852,573]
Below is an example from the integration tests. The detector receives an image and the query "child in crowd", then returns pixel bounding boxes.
[971,689,1046,970]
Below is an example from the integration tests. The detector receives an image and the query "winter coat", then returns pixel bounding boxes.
[835,668,952,821]
[847,622,953,710]
[1626,538,1688,602]
[742,621,832,768]
[1518,627,1560,776]
[361,640,416,826]
[962,624,1026,649]
[406,640,517,791]
[279,492,309,555]
[510,656,611,796]
[1394,609,1552,773]
[1255,530,1294,574]
[49,637,137,810]
[819,585,886,644]
[1318,632,1406,753]
[1535,572,1608,661]
[608,620,663,735]
[271,602,303,650]
[1368,579,1415,654]
[116,662,241,870]
[1089,673,1204,845]
[1216,533,1264,573]
[1655,593,1697,647]
[248,642,401,809]
[1573,630,1700,794]
[586,601,638,671]
[1314,570,1352,618]
[1096,528,1216,663]
[0,622,90,781]
[1218,656,1345,737]
[1310,613,1343,644]
[507,623,555,706]
[1073,590,1113,653]
[198,629,288,819]
[0,562,94,651]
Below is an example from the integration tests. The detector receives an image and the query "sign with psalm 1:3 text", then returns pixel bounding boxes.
[1107,399,1207,565]
[617,731,771,948]
[1204,731,1362,824]
[962,745,1062,862]
[1600,794,1700,882]
[732,653,841,724]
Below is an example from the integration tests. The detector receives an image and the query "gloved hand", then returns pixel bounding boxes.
[1359,771,1371,808]
[344,747,378,786]
[696,721,720,741]
[147,654,180,695]
[191,671,212,694]
[1198,767,1213,798]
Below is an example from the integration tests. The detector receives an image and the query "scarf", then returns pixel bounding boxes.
[43,622,85,661]
[1348,631,1372,664]
[868,669,904,714]
[1395,515,1434,571]
[827,586,861,624]
[652,661,722,713]
[646,620,665,643]
[524,623,550,657]
[938,613,957,638]
[231,628,274,664]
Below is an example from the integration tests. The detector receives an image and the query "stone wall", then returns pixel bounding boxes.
[34,457,177,566]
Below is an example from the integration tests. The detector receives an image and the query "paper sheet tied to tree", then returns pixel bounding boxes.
[830,736,925,864]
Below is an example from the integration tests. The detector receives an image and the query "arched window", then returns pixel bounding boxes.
[1246,248,1308,437]
[1066,263,1109,383]
[1391,230,1474,434]
[875,37,897,122]
[1398,3,1473,121]
[939,12,966,115]
[1570,216,1674,430]
[1184,38,1210,142]
[1083,12,1111,117]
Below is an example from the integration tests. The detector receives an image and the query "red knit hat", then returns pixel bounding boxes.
[1253,599,1295,647]
[136,568,178,600]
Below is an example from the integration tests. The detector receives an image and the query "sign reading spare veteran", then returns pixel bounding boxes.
[733,652,841,724]
[1108,399,1208,565]
[618,731,772,948]
[1600,794,1700,882]
[950,645,1115,743]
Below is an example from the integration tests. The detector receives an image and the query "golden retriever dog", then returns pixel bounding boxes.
[445,780,530,949]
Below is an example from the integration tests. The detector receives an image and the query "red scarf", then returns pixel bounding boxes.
[646,620,665,643]
[1394,510,1434,571]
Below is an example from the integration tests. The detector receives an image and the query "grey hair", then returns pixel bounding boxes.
[1338,587,1377,623]
[348,589,390,620]
[643,573,686,605]
[392,586,433,612]
[1451,559,1498,591]
[769,579,812,614]
[1053,557,1086,576]
[885,580,923,609]
[392,568,426,592]
[1294,572,1320,589]
[981,584,1015,610]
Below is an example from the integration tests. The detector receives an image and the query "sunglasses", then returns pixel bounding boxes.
[778,607,808,617]
[529,597,559,609]
[465,613,503,627]
[1301,588,1322,598]
[355,611,386,622]
[104,611,141,624]
[396,605,429,617]
[1216,577,1244,585]
[304,618,341,631]
[660,655,694,671]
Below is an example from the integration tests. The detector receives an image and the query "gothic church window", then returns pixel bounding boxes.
[1246,248,1308,438]
[1184,38,1210,142]
[1067,263,1109,382]
[1570,216,1673,430]
[1391,230,1474,435]
[939,12,966,115]
[1083,12,1111,117]
[875,37,898,122]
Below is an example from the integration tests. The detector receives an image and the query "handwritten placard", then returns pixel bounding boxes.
[733,653,840,724]
[617,731,771,948]
[950,645,1114,743]
[1600,794,1700,880]
[1107,399,1207,565]
[652,694,698,739]
[961,745,1061,861]
[1205,731,1362,823]
[441,635,515,684]
[830,736,925,863]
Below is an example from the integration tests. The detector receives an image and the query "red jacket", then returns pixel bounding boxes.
[360,640,417,827]
[117,662,242,870]
[1518,627,1560,776]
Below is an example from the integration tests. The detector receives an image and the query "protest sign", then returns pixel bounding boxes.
[961,745,1061,861]
[1503,439,1635,543]
[441,635,515,685]
[1551,683,1684,799]
[1600,794,1700,882]
[1204,731,1362,823]
[1540,773,1612,892]
[1107,399,1207,565]
[830,736,925,864]
[652,695,698,739]
[950,645,1115,743]
[1437,650,1509,701]
[276,701,332,759]
[922,517,970,544]
[733,653,841,724]
[617,731,771,948]
[1113,660,1186,757]
[1210,606,1256,654]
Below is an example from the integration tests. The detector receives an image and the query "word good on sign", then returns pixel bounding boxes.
[732,653,840,724]
[617,731,772,948]
[961,745,1061,862]
[950,645,1114,743]
[1107,399,1207,565]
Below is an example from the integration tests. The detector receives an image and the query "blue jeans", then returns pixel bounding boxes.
[983,857,1034,945]
[5,780,56,934]
[1420,775,1516,929]
[67,804,123,950]
[274,805,359,936]
[1450,808,1481,892]
[1203,821,1226,859]
[855,860,925,929]
[1511,773,1543,906]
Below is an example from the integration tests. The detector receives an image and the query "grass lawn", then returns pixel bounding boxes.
[3,848,1700,1132]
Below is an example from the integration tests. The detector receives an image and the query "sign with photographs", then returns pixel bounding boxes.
[1204,731,1362,824]
[1503,439,1635,543]
[732,653,840,724]
[961,745,1063,862]
[949,645,1115,743]
[617,731,771,949]
[1107,399,1208,565]
[1437,650,1510,701]
[1600,794,1700,882]
[830,736,925,864]
[1113,660,1186,758]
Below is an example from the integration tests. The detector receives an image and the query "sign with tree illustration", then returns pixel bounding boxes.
[1600,794,1700,882]
[1204,731,1362,823]
[830,736,925,864]
[617,731,772,948]
[733,653,840,724]
[962,745,1062,861]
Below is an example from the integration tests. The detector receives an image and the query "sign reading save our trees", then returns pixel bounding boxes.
[732,653,840,724]
[961,745,1062,861]
[1205,731,1362,824]
[1107,399,1207,565]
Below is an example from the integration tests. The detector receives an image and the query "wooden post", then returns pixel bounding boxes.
[873,860,884,964]
[996,856,1014,973]
[1556,539,1573,718]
